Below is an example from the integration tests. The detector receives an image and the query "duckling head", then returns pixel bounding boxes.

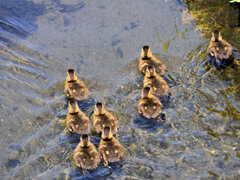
[67,69,78,82]
[211,30,222,42]
[146,66,156,78]
[141,86,152,99]
[102,126,113,140]
[68,100,80,114]
[94,102,106,115]
[80,134,91,147]
[141,46,152,59]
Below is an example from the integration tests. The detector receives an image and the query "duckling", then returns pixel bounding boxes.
[143,66,169,97]
[74,134,101,175]
[98,127,123,167]
[138,86,162,119]
[207,30,232,62]
[64,69,89,100]
[139,46,166,75]
[66,100,91,134]
[93,102,119,137]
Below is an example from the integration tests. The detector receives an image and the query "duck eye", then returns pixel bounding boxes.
[216,47,219,51]
[144,106,148,110]
[224,47,227,50]
[153,105,156,110]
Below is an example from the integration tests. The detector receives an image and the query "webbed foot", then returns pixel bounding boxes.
[82,169,88,176]
[157,114,166,122]
[157,117,165,122]
[104,161,110,168]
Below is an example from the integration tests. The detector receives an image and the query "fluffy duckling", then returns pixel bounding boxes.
[74,134,101,175]
[93,102,119,137]
[139,46,166,75]
[207,30,232,62]
[64,69,89,100]
[98,127,123,167]
[143,66,169,97]
[66,100,91,134]
[138,86,162,119]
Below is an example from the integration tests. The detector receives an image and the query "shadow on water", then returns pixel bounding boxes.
[0,0,46,35]
[134,114,172,133]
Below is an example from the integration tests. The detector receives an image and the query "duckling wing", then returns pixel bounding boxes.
[139,59,153,73]
[151,56,166,75]
[207,41,215,53]
[65,81,89,100]
[223,41,233,58]
[137,99,147,114]
[66,113,91,134]
[74,145,100,170]
[93,113,118,134]
[143,76,168,97]
[107,138,123,162]
[77,112,91,133]
[99,138,123,163]
[93,115,113,133]
[138,98,161,119]
[106,112,119,134]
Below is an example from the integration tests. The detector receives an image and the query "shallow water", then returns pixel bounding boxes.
[0,0,240,179]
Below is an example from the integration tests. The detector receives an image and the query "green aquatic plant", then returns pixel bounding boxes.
[156,21,187,51]
[229,0,240,3]
[157,32,171,51]
[174,19,186,40]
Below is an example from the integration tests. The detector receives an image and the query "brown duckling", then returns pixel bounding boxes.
[143,66,169,97]
[66,100,91,134]
[98,127,123,167]
[74,134,101,175]
[207,30,232,61]
[64,69,89,100]
[93,102,119,137]
[139,46,166,75]
[138,86,162,119]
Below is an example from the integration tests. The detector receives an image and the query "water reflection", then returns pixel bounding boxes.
[183,0,240,44]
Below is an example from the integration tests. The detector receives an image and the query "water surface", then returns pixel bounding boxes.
[0,0,240,179]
